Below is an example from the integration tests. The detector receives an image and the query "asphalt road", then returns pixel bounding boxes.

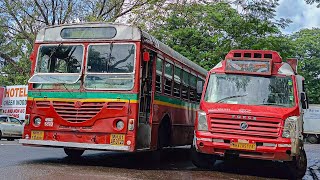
[0,140,319,180]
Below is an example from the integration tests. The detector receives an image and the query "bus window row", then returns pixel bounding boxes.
[155,57,204,102]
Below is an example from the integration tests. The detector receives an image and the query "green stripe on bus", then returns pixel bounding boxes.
[154,94,199,109]
[28,91,139,100]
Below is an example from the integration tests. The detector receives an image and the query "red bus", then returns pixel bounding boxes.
[192,50,308,179]
[19,23,207,157]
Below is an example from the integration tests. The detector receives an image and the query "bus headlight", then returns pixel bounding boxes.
[116,120,125,130]
[282,116,298,138]
[197,111,208,131]
[34,117,42,126]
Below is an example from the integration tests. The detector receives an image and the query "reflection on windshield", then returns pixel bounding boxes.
[85,44,135,90]
[85,74,134,90]
[29,45,83,84]
[87,44,134,73]
[204,74,295,107]
[36,45,83,73]
[33,82,80,90]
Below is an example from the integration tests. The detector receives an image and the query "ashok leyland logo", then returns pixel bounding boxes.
[240,122,249,130]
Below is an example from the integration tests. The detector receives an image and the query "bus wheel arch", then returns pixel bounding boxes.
[157,114,172,149]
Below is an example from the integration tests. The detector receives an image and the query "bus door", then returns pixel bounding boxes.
[137,50,155,149]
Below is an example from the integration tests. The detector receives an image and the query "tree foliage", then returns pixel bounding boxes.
[132,2,292,69]
[291,28,320,103]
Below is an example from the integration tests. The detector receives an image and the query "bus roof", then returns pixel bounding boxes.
[35,22,208,76]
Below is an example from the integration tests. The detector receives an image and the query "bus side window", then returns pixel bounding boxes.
[189,74,197,102]
[164,61,173,95]
[182,70,189,100]
[197,78,204,102]
[156,58,163,93]
[173,66,182,98]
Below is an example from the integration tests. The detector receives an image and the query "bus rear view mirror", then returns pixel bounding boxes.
[143,51,150,62]
[301,92,308,109]
[197,81,203,94]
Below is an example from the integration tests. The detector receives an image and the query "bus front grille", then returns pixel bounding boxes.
[209,114,281,139]
[53,101,105,123]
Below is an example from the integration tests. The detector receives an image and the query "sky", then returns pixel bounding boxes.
[276,0,320,34]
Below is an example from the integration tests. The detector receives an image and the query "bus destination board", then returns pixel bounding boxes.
[225,59,271,75]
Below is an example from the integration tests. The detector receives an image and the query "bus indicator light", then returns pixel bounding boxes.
[128,119,134,131]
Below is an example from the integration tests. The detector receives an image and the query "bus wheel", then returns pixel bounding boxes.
[307,135,318,144]
[191,145,216,169]
[0,131,2,140]
[64,148,85,158]
[286,149,307,179]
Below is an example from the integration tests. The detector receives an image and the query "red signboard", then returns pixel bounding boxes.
[225,59,272,75]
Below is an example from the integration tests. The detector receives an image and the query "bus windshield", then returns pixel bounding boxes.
[84,43,135,90]
[204,74,295,107]
[29,45,83,84]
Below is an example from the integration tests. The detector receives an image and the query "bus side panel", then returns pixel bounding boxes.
[152,95,195,147]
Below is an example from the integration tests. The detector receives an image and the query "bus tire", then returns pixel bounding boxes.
[191,145,215,169]
[0,131,2,140]
[64,148,84,158]
[286,149,307,179]
[307,135,318,144]
[157,117,171,149]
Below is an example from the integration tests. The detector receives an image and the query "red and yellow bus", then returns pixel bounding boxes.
[192,50,308,179]
[19,23,207,157]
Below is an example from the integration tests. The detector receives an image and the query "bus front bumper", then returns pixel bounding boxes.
[195,132,293,161]
[19,139,130,151]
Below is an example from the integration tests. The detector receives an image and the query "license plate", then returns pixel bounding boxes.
[110,134,125,145]
[230,142,256,150]
[31,131,44,140]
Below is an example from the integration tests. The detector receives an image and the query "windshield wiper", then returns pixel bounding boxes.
[215,94,248,103]
[258,103,287,107]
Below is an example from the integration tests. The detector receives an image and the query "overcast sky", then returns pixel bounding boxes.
[276,0,320,34]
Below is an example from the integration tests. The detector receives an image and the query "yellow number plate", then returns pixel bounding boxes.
[230,142,256,150]
[110,134,125,145]
[31,131,44,140]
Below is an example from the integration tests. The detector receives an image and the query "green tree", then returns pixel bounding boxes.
[132,2,292,70]
[291,28,320,104]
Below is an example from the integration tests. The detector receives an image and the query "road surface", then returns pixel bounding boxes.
[0,140,319,180]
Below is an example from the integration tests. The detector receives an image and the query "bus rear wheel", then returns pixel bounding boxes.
[64,148,85,158]
[286,149,307,179]
[191,145,216,169]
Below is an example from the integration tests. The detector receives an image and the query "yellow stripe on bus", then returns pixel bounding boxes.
[153,100,198,111]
